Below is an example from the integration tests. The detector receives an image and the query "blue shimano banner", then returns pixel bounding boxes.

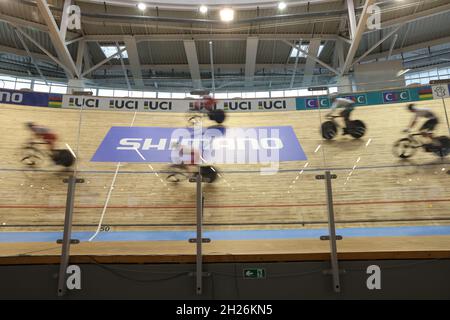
[0,88,51,107]
[91,126,307,164]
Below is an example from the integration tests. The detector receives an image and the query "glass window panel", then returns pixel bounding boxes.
[15,79,31,90]
[50,84,67,94]
[157,92,171,98]
[270,90,284,98]
[214,93,228,99]
[255,91,270,98]
[130,91,143,98]
[284,90,298,97]
[242,92,256,98]
[114,90,129,97]
[33,81,50,93]
[227,92,242,99]
[171,92,186,99]
[143,91,157,98]
[98,89,114,97]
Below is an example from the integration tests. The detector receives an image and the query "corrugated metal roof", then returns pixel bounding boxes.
[256,40,291,64]
[138,40,187,64]
[196,40,246,64]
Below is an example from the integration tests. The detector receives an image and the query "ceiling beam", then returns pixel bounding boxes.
[90,63,309,72]
[351,24,403,67]
[36,0,79,78]
[388,34,399,60]
[209,41,215,93]
[83,34,341,42]
[360,35,450,62]
[282,40,339,75]
[340,0,375,75]
[75,40,85,75]
[183,40,202,89]
[13,28,48,84]
[81,46,127,77]
[123,37,144,88]
[303,39,322,85]
[59,0,72,42]
[82,45,93,75]
[346,0,357,40]
[14,27,73,76]
[115,42,131,90]
[378,2,450,31]
[244,37,259,87]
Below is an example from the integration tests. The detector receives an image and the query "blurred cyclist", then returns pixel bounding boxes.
[25,122,58,150]
[404,103,438,139]
[190,95,226,124]
[326,94,355,135]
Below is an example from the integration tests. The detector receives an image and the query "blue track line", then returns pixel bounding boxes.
[0,225,450,243]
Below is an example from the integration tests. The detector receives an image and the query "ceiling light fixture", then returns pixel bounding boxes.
[199,5,208,14]
[220,8,234,22]
[137,3,146,11]
[278,2,287,10]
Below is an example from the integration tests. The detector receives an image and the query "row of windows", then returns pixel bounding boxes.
[1,68,449,99]
[0,75,337,98]
[405,67,450,86]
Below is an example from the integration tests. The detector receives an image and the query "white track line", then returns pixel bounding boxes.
[88,163,121,241]
[65,143,77,159]
[89,111,137,242]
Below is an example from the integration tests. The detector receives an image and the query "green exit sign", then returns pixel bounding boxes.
[243,268,266,279]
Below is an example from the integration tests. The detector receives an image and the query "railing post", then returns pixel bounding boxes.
[57,175,83,297]
[188,171,211,295]
[317,171,342,293]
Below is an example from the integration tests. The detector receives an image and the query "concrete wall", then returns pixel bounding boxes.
[1,259,449,299]
[353,60,405,91]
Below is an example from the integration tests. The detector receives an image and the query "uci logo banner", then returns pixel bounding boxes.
[382,90,410,103]
[91,126,307,164]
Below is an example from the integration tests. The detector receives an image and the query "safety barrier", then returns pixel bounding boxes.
[0,84,445,113]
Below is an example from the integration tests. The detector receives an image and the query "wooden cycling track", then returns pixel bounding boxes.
[1,98,450,262]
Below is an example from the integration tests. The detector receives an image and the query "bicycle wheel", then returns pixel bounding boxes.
[200,165,218,183]
[432,136,450,158]
[21,146,44,167]
[393,138,418,159]
[321,121,337,140]
[208,110,226,124]
[166,172,189,183]
[348,120,366,139]
[51,149,75,167]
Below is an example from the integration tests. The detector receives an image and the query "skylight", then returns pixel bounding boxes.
[290,44,324,58]
[100,46,128,59]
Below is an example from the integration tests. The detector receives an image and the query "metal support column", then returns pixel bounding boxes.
[195,172,203,294]
[188,169,211,295]
[316,171,342,293]
[57,175,83,296]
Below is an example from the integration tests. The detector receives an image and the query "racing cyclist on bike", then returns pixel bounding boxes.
[404,104,438,138]
[190,95,226,124]
[25,122,58,151]
[326,94,355,135]
[404,103,443,150]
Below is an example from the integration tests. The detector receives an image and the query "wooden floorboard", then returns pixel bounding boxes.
[0,236,449,264]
